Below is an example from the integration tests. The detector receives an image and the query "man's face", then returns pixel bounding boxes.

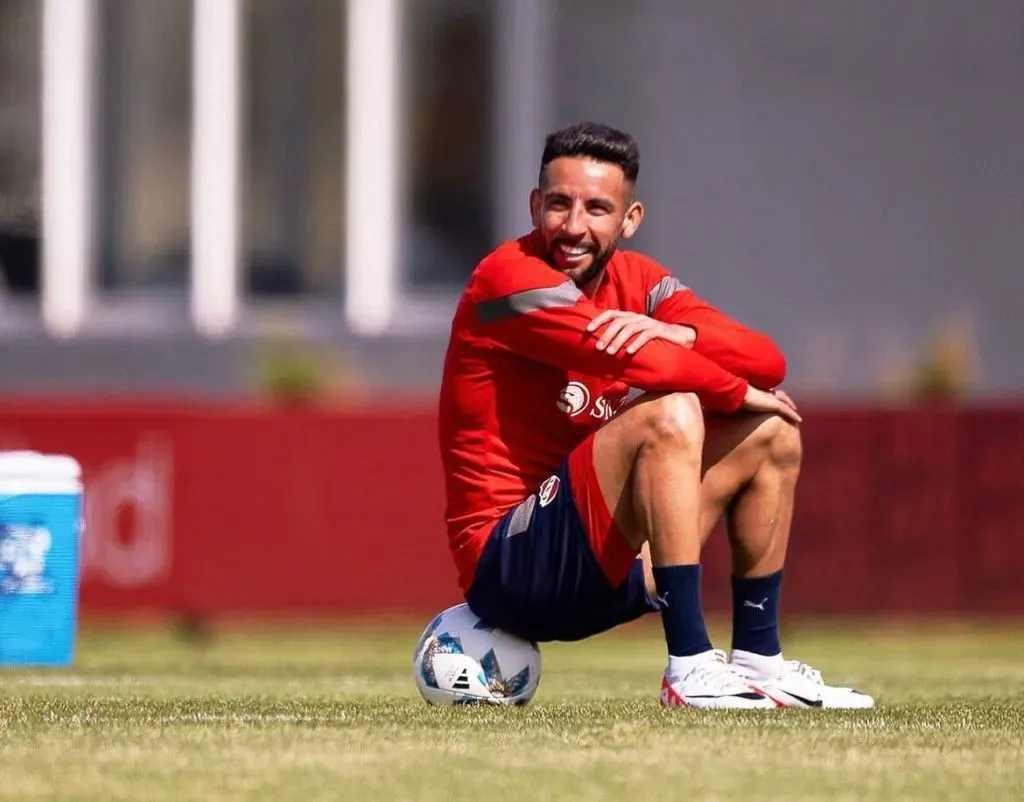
[529,156,644,287]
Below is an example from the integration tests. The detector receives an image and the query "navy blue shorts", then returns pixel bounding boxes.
[465,440,658,643]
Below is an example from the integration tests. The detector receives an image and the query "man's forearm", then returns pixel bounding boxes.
[689,327,786,390]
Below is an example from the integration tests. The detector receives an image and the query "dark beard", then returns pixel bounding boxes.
[571,243,616,287]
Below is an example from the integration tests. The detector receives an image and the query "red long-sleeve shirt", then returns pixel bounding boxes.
[438,232,785,591]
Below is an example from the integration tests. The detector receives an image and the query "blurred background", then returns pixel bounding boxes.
[0,0,1022,621]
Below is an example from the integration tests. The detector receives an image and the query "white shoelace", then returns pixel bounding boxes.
[782,660,824,685]
[684,649,752,693]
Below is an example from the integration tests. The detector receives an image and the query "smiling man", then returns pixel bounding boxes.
[437,122,873,709]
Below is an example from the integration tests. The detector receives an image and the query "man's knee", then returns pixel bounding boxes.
[758,414,802,473]
[635,392,705,454]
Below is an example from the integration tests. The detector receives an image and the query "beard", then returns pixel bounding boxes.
[549,238,619,287]
[573,244,614,286]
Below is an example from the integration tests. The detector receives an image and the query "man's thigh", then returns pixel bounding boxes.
[464,438,657,643]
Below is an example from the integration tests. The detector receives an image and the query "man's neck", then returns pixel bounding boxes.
[578,268,608,299]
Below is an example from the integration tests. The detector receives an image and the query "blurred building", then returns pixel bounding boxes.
[0,0,1021,398]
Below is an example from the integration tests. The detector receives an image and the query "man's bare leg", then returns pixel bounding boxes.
[590,394,706,563]
[701,413,801,573]
[694,411,873,707]
[589,392,774,708]
[637,412,801,603]
[627,406,873,708]
[700,413,801,664]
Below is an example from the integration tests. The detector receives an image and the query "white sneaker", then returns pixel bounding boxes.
[660,649,775,709]
[730,650,875,709]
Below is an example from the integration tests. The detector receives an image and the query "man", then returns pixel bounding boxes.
[437,122,873,709]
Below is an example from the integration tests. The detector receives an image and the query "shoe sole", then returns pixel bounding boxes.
[660,682,776,710]
[751,686,877,710]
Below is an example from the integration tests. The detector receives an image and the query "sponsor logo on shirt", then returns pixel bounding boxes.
[556,381,624,423]
[538,475,560,507]
[556,381,591,417]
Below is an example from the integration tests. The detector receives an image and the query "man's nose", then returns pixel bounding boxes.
[562,204,586,236]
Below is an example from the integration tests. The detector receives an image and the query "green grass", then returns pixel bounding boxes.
[1,620,1022,801]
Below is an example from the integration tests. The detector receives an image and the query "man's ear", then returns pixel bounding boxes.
[620,199,644,240]
[529,188,542,228]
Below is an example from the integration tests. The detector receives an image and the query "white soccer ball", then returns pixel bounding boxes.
[413,603,541,706]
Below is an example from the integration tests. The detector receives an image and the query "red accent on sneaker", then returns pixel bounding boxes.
[748,685,786,708]
[659,676,691,708]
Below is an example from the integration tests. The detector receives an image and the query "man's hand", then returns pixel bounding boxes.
[772,389,798,414]
[742,386,802,424]
[586,310,697,355]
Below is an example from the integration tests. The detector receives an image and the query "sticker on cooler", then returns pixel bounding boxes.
[0,524,53,594]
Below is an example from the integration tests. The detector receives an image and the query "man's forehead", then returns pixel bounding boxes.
[542,156,627,194]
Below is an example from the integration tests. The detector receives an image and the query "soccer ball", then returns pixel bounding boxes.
[413,603,541,706]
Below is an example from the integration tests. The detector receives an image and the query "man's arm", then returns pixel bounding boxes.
[470,258,749,413]
[646,275,786,390]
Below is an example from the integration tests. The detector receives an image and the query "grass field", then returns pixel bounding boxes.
[0,619,1022,801]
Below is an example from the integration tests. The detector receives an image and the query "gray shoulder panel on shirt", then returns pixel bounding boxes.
[645,276,689,316]
[477,281,583,323]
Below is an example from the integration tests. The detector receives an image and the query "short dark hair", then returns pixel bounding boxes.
[539,122,640,186]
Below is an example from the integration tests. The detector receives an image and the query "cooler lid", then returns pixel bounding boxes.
[0,451,82,483]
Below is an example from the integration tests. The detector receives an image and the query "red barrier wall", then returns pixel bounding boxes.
[1,401,1022,618]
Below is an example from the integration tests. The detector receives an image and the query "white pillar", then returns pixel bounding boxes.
[190,0,242,337]
[494,0,553,242]
[41,0,97,338]
[344,0,402,336]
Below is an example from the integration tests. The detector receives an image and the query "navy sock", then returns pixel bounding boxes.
[731,570,783,655]
[652,564,712,657]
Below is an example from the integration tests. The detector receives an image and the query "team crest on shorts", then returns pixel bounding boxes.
[538,475,560,507]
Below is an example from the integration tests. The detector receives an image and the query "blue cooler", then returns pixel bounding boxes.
[0,451,83,667]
